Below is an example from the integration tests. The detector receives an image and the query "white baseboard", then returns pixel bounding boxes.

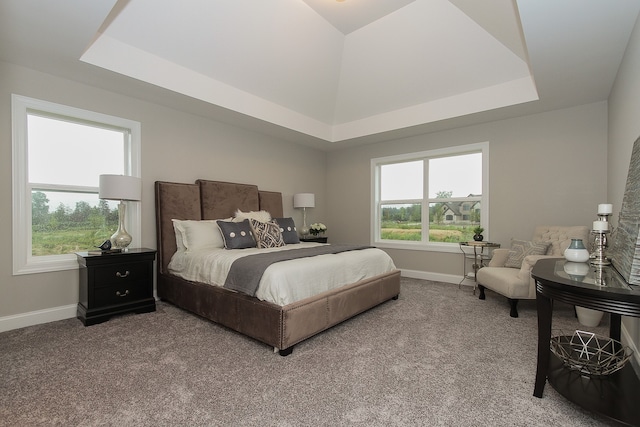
[400,269,462,285]
[0,304,77,333]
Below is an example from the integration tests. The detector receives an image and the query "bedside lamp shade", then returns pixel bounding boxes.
[99,174,142,201]
[293,193,315,237]
[99,175,142,250]
[293,193,315,209]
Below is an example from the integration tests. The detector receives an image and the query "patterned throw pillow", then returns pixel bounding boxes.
[273,217,300,244]
[249,219,285,248]
[216,219,256,249]
[504,239,550,268]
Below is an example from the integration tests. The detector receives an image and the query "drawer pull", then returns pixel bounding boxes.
[116,270,130,278]
[116,290,130,297]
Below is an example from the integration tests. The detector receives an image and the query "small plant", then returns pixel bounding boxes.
[473,226,484,235]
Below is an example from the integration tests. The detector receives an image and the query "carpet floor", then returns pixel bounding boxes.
[0,278,619,426]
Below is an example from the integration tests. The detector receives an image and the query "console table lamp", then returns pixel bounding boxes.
[99,174,142,250]
[293,193,315,237]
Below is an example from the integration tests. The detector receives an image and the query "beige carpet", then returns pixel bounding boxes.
[0,278,617,426]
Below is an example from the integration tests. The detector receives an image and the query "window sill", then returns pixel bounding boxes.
[13,254,78,275]
[372,240,463,254]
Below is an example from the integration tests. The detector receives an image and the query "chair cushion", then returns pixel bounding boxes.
[504,240,550,268]
[477,266,531,299]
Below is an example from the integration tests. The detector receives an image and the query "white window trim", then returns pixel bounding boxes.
[11,94,142,275]
[370,142,489,253]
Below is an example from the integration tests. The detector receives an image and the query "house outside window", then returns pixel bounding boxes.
[371,142,488,252]
[12,95,141,275]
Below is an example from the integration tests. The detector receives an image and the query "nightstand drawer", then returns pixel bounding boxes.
[93,262,148,287]
[94,282,150,307]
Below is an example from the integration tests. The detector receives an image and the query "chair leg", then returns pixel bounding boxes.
[478,284,486,300]
[509,298,519,318]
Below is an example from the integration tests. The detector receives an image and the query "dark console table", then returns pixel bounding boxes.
[532,258,640,426]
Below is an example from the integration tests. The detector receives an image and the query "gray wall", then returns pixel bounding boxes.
[326,102,608,278]
[0,61,326,318]
[608,13,640,358]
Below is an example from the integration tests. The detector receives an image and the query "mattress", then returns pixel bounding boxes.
[168,242,396,306]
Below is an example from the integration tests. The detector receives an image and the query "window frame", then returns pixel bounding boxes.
[11,94,141,275]
[370,142,489,253]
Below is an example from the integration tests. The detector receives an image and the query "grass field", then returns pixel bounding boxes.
[381,223,475,243]
[32,228,113,256]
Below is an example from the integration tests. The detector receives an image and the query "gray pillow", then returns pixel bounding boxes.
[504,240,550,268]
[216,219,256,249]
[273,217,300,244]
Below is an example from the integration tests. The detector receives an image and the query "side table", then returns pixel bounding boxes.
[459,241,500,293]
[76,248,156,326]
[532,258,640,425]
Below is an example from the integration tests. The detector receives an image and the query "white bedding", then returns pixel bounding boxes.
[167,243,396,306]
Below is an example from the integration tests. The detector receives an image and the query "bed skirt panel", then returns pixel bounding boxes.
[158,269,401,352]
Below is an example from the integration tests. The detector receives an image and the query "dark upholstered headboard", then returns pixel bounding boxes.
[155,179,284,274]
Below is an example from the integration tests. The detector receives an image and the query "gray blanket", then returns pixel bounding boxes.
[223,244,373,297]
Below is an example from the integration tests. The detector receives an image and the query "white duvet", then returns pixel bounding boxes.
[167,243,396,306]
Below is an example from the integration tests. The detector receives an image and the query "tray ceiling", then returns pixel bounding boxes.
[80,0,537,142]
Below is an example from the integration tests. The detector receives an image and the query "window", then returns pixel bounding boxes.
[371,142,488,252]
[12,95,141,274]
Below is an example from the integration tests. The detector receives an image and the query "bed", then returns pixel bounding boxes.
[155,179,401,355]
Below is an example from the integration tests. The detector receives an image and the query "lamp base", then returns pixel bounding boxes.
[111,202,132,250]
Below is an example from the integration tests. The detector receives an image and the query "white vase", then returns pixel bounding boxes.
[575,306,604,327]
[564,239,590,263]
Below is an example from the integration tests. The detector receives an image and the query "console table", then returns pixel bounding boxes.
[532,258,640,425]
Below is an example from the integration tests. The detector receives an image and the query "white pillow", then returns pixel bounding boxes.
[172,219,187,251]
[234,209,271,223]
[172,219,226,251]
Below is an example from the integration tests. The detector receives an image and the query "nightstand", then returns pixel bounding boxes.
[300,236,328,243]
[76,248,156,326]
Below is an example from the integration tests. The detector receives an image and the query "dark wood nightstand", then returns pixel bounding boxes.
[76,248,156,326]
[300,236,328,243]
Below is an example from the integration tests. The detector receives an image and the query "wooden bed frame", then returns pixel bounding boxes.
[155,179,401,355]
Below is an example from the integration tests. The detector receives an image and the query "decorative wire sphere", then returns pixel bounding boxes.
[550,330,633,377]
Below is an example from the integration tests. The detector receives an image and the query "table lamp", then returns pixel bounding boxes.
[99,174,142,250]
[293,193,315,237]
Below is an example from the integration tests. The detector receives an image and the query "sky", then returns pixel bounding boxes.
[381,152,482,200]
[28,114,126,210]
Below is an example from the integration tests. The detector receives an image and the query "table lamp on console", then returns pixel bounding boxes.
[99,174,142,251]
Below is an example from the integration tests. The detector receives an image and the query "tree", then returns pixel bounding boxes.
[432,191,452,225]
[32,191,49,226]
[72,201,93,223]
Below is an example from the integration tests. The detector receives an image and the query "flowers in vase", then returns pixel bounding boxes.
[309,223,327,236]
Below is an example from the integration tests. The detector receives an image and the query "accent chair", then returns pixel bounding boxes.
[476,225,591,317]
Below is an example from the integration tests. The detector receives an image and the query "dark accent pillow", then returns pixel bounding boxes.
[504,240,550,268]
[216,219,256,249]
[274,217,300,244]
[249,219,285,249]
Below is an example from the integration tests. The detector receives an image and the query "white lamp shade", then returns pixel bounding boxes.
[99,174,142,201]
[293,193,315,208]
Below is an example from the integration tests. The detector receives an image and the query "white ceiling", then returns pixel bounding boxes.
[1,0,639,149]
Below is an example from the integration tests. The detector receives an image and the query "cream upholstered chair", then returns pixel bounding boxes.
[476,225,590,317]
